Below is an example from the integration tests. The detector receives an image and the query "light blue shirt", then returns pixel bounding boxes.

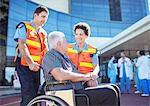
[72,42,98,64]
[14,20,40,42]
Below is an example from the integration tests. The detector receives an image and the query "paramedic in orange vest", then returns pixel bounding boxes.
[66,22,100,87]
[14,5,49,106]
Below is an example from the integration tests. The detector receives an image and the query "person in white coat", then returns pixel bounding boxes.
[134,52,141,94]
[108,56,118,84]
[118,51,132,93]
[136,50,150,96]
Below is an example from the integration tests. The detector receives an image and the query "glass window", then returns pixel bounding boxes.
[9,3,26,15]
[109,0,122,21]
[7,27,16,37]
[7,37,16,46]
[58,14,71,27]
[6,46,16,56]
[110,28,122,37]
[9,10,26,21]
[71,17,81,27]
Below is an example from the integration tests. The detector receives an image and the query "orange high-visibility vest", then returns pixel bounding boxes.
[19,22,48,66]
[66,44,97,74]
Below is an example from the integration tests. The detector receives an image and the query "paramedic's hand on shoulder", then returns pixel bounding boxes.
[29,62,40,72]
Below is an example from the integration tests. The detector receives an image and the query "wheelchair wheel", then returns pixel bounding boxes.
[27,95,69,106]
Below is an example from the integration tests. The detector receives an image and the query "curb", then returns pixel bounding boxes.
[0,86,21,99]
[0,93,21,99]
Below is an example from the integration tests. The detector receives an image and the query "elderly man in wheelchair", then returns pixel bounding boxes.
[27,31,120,106]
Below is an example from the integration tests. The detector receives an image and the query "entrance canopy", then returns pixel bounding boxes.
[99,14,150,58]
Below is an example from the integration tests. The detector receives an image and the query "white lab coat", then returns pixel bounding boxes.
[136,55,150,80]
[118,57,132,79]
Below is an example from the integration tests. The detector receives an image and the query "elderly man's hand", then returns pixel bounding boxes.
[86,79,98,87]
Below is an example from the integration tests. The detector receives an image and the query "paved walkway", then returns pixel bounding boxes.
[0,85,149,106]
[0,86,21,98]
[120,84,150,106]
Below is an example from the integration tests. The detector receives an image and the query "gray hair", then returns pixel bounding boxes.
[48,31,65,49]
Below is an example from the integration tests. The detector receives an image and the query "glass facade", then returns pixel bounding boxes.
[7,0,148,57]
[71,0,147,36]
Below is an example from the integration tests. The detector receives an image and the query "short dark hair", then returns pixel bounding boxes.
[139,50,145,55]
[34,5,49,15]
[73,22,91,36]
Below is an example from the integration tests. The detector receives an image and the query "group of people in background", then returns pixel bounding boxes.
[107,50,150,97]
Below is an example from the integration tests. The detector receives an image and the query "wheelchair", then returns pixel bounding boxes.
[27,80,120,106]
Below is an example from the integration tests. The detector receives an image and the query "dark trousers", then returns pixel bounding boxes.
[15,57,21,71]
[75,85,118,106]
[16,61,40,106]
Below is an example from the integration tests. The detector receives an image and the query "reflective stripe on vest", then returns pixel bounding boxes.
[82,48,96,53]
[80,62,94,68]
[67,48,78,53]
[68,48,96,54]
[31,55,40,61]
[26,24,36,32]
[26,39,41,48]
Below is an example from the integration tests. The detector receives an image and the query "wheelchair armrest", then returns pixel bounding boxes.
[46,81,69,85]
[45,81,70,91]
